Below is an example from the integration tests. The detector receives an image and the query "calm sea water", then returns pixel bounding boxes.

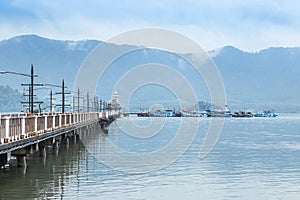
[1,114,300,199]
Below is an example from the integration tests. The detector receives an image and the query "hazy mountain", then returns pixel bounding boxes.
[212,46,300,112]
[0,35,299,112]
[0,34,100,89]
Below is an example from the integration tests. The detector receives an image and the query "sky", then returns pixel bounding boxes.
[0,0,300,51]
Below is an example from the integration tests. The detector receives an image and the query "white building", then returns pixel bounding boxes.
[109,90,122,111]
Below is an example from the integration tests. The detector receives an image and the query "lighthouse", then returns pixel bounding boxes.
[113,90,119,102]
[110,90,122,112]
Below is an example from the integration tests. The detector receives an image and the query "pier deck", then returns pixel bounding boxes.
[0,111,119,167]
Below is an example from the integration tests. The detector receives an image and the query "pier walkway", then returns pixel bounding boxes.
[0,111,119,167]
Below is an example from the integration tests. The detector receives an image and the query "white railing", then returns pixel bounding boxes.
[0,112,110,144]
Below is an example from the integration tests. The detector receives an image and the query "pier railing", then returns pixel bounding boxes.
[0,112,114,144]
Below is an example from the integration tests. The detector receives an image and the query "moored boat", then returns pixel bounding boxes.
[231,111,253,118]
[150,109,181,117]
[254,110,278,117]
[137,112,151,117]
[207,110,232,117]
[181,110,204,117]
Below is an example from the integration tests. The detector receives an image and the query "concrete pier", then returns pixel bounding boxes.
[0,111,120,168]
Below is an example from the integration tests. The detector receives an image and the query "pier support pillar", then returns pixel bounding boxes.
[73,132,78,144]
[74,134,77,144]
[38,142,46,157]
[24,145,34,154]
[35,143,39,151]
[12,149,27,168]
[53,141,59,149]
[16,156,26,168]
[0,153,8,167]
[53,140,59,156]
[39,147,46,158]
[64,137,70,149]
[53,136,61,151]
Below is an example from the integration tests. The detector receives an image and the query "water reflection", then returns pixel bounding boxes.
[0,125,107,199]
[0,116,300,200]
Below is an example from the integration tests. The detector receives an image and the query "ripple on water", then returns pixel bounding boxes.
[1,115,300,199]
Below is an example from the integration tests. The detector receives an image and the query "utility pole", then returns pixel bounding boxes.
[73,88,84,112]
[92,96,97,112]
[62,79,65,113]
[99,99,102,112]
[55,79,71,113]
[50,90,53,112]
[78,88,80,112]
[21,64,43,114]
[95,96,98,112]
[87,92,89,112]
[30,65,34,114]
[28,86,31,113]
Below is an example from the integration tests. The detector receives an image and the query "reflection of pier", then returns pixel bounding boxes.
[0,124,106,199]
[0,111,120,167]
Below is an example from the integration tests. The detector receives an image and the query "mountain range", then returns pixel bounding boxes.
[212,46,300,112]
[0,35,299,112]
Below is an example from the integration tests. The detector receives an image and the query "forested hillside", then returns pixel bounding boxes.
[0,85,22,112]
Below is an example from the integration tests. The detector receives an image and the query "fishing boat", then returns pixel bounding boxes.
[231,111,253,118]
[150,109,181,117]
[254,110,278,117]
[181,110,207,117]
[137,112,151,117]
[206,104,232,117]
[207,110,232,117]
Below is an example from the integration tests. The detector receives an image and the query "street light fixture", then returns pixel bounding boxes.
[0,70,37,77]
[1,64,39,114]
[54,79,71,113]
[24,87,54,113]
[39,82,71,113]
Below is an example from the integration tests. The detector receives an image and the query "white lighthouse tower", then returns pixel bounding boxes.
[110,90,122,112]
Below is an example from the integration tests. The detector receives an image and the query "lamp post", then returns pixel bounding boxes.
[72,88,83,112]
[53,80,70,113]
[23,87,53,113]
[0,64,39,114]
[42,83,62,113]
[50,90,53,112]
[40,81,70,113]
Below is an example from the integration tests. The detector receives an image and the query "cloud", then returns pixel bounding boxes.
[1,0,300,51]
